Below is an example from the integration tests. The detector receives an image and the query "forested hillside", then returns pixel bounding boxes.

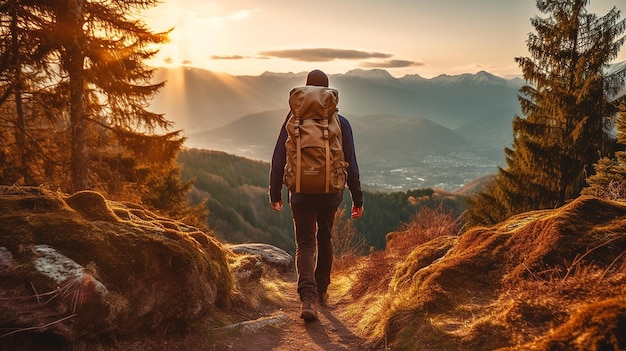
[178,148,468,252]
[178,148,295,251]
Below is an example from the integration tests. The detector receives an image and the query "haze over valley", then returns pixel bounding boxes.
[151,67,524,191]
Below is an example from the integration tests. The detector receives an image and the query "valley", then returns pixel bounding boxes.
[153,67,519,192]
[362,150,500,192]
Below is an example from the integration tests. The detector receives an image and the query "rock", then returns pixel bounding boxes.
[228,243,294,273]
[229,254,264,284]
[0,245,110,341]
[217,313,290,334]
[0,247,13,267]
[0,186,233,341]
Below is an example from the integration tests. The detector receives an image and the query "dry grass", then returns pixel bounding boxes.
[231,267,290,318]
[338,205,463,344]
[331,208,369,272]
[331,196,626,350]
[493,266,626,351]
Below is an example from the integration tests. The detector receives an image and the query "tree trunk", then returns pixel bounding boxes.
[66,0,88,192]
[11,2,35,185]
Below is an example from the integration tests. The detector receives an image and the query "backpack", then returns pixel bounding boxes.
[283,86,348,194]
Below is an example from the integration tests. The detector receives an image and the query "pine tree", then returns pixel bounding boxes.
[0,0,56,185]
[468,0,626,226]
[39,0,172,192]
[0,0,200,220]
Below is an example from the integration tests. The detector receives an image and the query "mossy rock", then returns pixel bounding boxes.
[0,186,233,342]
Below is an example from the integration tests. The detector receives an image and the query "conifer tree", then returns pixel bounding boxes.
[0,0,199,220]
[468,0,626,226]
[0,0,55,185]
[41,0,173,192]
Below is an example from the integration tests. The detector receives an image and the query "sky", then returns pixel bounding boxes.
[140,0,626,79]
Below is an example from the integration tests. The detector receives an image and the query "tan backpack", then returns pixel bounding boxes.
[283,86,348,194]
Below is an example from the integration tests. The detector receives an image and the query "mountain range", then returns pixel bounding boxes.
[150,67,525,190]
[151,67,523,144]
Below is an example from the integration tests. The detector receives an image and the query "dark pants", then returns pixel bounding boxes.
[290,203,337,302]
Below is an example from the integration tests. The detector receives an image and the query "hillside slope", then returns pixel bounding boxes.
[348,195,626,350]
[1,188,625,350]
[178,149,297,253]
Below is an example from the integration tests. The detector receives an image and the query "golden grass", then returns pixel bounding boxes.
[224,249,290,319]
[335,205,463,346]
[332,208,369,272]
[332,196,626,350]
[236,270,290,314]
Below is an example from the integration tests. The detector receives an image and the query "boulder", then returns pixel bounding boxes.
[228,243,294,273]
[0,186,233,342]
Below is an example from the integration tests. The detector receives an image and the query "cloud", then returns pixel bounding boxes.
[360,59,425,68]
[258,48,392,62]
[211,55,245,60]
[193,9,254,28]
[227,9,252,21]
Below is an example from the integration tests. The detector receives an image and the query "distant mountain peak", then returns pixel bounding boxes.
[474,70,506,83]
[259,71,304,78]
[344,69,395,80]
[399,73,426,82]
[432,71,509,86]
[475,70,497,78]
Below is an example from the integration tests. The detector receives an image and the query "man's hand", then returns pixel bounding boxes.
[271,200,284,212]
[351,205,363,219]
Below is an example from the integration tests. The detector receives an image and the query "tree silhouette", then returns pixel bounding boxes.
[0,0,56,185]
[45,0,172,191]
[469,0,626,226]
[0,0,196,220]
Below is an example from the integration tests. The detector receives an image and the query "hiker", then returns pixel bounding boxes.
[269,69,364,321]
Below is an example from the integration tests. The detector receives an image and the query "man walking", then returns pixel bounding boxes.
[269,69,364,321]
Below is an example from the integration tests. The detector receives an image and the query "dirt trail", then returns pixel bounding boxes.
[222,273,372,351]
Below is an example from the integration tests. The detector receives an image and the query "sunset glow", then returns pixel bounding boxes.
[141,0,626,78]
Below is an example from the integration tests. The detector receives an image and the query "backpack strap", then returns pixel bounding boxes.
[323,118,330,193]
[295,117,302,193]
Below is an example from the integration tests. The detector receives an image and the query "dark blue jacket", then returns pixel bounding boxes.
[269,113,363,208]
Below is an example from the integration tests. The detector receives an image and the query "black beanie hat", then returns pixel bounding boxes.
[306,69,329,87]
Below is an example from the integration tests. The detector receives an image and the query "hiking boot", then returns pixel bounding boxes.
[300,298,318,321]
[318,291,329,307]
